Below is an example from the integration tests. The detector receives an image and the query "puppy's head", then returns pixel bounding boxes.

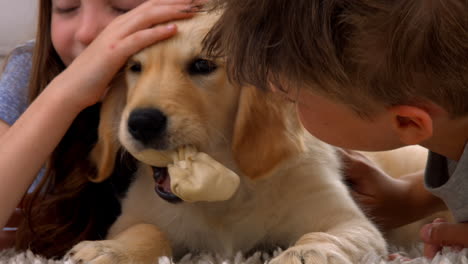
[119,13,239,159]
[90,12,306,188]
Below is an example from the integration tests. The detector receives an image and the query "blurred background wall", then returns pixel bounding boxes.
[0,0,38,65]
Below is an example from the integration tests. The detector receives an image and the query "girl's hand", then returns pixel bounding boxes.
[55,0,204,110]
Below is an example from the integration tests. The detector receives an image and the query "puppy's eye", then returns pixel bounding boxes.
[188,59,217,75]
[127,61,142,73]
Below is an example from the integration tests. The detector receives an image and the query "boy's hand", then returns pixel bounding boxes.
[338,149,413,230]
[421,218,468,259]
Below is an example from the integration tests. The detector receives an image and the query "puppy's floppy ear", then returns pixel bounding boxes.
[88,77,127,183]
[232,86,305,180]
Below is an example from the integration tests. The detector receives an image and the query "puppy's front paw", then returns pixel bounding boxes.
[66,240,130,264]
[269,244,352,264]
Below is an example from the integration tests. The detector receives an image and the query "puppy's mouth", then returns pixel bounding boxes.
[152,166,183,204]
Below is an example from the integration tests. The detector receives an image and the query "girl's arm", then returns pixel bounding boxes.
[0,83,85,228]
[0,0,201,228]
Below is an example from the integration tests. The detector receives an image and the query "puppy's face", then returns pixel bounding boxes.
[119,14,239,155]
[90,13,306,203]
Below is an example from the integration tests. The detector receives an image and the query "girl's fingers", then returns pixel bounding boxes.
[76,3,196,71]
[156,0,208,6]
[118,24,179,56]
[118,0,198,20]
[57,0,204,108]
[119,4,197,36]
[112,3,198,38]
[150,0,200,5]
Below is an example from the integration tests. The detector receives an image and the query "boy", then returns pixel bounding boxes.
[204,0,468,259]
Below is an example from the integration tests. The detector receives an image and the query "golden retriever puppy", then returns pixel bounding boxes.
[68,13,390,264]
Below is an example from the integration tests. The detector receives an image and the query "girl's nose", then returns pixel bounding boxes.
[75,11,106,46]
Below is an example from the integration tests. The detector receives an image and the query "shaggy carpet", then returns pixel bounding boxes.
[1,246,468,264]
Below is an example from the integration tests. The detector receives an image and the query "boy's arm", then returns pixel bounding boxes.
[340,150,446,230]
[401,172,446,225]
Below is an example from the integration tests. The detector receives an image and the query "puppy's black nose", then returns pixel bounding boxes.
[128,108,167,145]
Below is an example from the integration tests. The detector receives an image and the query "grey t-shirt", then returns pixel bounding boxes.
[0,41,42,191]
[425,143,468,222]
[0,41,34,125]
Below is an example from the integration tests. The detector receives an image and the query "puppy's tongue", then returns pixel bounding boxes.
[152,167,182,203]
[153,167,171,193]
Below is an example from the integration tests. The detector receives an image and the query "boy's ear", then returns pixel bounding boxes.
[388,105,433,145]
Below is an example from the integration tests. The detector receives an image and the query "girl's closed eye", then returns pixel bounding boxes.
[54,6,79,14]
[52,0,80,14]
[111,0,145,14]
[112,6,131,14]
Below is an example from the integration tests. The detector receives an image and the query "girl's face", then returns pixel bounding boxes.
[51,0,145,66]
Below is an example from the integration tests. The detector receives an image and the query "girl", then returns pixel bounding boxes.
[0,0,201,257]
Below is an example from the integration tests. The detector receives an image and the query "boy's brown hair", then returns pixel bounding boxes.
[204,0,468,117]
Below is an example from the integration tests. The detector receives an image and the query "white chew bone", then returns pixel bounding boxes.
[168,146,240,202]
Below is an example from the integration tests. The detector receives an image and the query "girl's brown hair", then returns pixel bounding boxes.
[15,0,136,258]
[204,0,468,117]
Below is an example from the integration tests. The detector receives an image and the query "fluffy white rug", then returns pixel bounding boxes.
[1,246,468,264]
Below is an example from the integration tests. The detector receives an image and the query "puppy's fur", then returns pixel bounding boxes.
[68,13,411,264]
